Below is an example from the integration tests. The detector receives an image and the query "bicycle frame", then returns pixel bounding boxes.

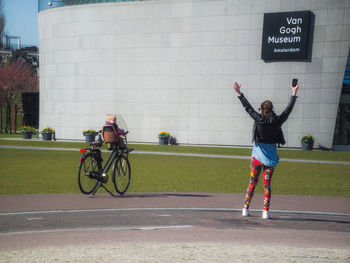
[101,148,118,174]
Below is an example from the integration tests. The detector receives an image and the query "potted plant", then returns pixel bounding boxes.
[158,131,170,145]
[301,134,314,150]
[35,129,40,138]
[83,129,97,143]
[19,126,36,139]
[40,127,55,141]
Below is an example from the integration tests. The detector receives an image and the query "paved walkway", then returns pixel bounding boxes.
[0,193,349,262]
[1,192,350,214]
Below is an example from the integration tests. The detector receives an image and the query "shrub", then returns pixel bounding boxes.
[301,134,314,143]
[83,129,97,136]
[40,127,55,134]
[158,131,170,139]
[19,126,36,134]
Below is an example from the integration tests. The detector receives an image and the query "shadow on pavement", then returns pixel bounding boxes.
[115,193,213,198]
[87,192,212,199]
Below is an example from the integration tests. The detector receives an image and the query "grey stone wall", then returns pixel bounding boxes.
[38,0,350,148]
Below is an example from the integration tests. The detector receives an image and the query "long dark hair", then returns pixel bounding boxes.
[260,100,273,118]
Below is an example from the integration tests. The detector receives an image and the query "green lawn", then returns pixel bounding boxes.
[1,143,349,196]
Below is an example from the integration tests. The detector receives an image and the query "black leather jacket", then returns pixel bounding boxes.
[238,93,297,145]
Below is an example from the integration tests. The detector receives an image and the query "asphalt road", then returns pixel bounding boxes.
[0,193,349,251]
[1,207,350,234]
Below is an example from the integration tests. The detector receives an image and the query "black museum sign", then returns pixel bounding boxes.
[261,11,315,62]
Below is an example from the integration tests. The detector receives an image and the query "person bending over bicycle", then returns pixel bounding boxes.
[104,114,133,152]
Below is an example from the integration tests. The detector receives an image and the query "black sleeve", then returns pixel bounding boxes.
[237,93,264,122]
[278,96,297,124]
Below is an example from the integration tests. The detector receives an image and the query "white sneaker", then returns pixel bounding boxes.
[242,208,250,217]
[262,211,270,219]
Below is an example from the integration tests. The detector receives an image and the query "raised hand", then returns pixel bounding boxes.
[233,82,242,96]
[291,84,299,96]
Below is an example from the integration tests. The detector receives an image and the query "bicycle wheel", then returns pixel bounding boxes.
[78,153,100,194]
[112,155,131,195]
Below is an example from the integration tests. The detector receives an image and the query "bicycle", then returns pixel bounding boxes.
[77,128,132,197]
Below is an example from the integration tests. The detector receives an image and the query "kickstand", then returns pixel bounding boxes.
[100,184,118,197]
[90,181,117,198]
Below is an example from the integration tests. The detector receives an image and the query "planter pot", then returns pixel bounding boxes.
[159,137,169,145]
[42,133,53,141]
[22,132,32,139]
[85,134,96,143]
[301,141,313,150]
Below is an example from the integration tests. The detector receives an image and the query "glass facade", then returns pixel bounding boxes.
[38,0,139,12]
[333,49,350,146]
[3,35,21,50]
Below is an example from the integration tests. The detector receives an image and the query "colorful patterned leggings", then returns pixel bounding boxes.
[244,157,275,211]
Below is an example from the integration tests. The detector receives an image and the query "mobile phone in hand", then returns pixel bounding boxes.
[292,78,298,87]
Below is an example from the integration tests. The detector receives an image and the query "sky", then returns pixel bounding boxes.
[2,0,39,46]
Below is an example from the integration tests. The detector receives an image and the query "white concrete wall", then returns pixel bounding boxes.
[38,0,350,148]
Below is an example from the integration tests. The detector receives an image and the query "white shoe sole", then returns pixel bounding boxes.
[242,209,250,217]
[262,212,270,219]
